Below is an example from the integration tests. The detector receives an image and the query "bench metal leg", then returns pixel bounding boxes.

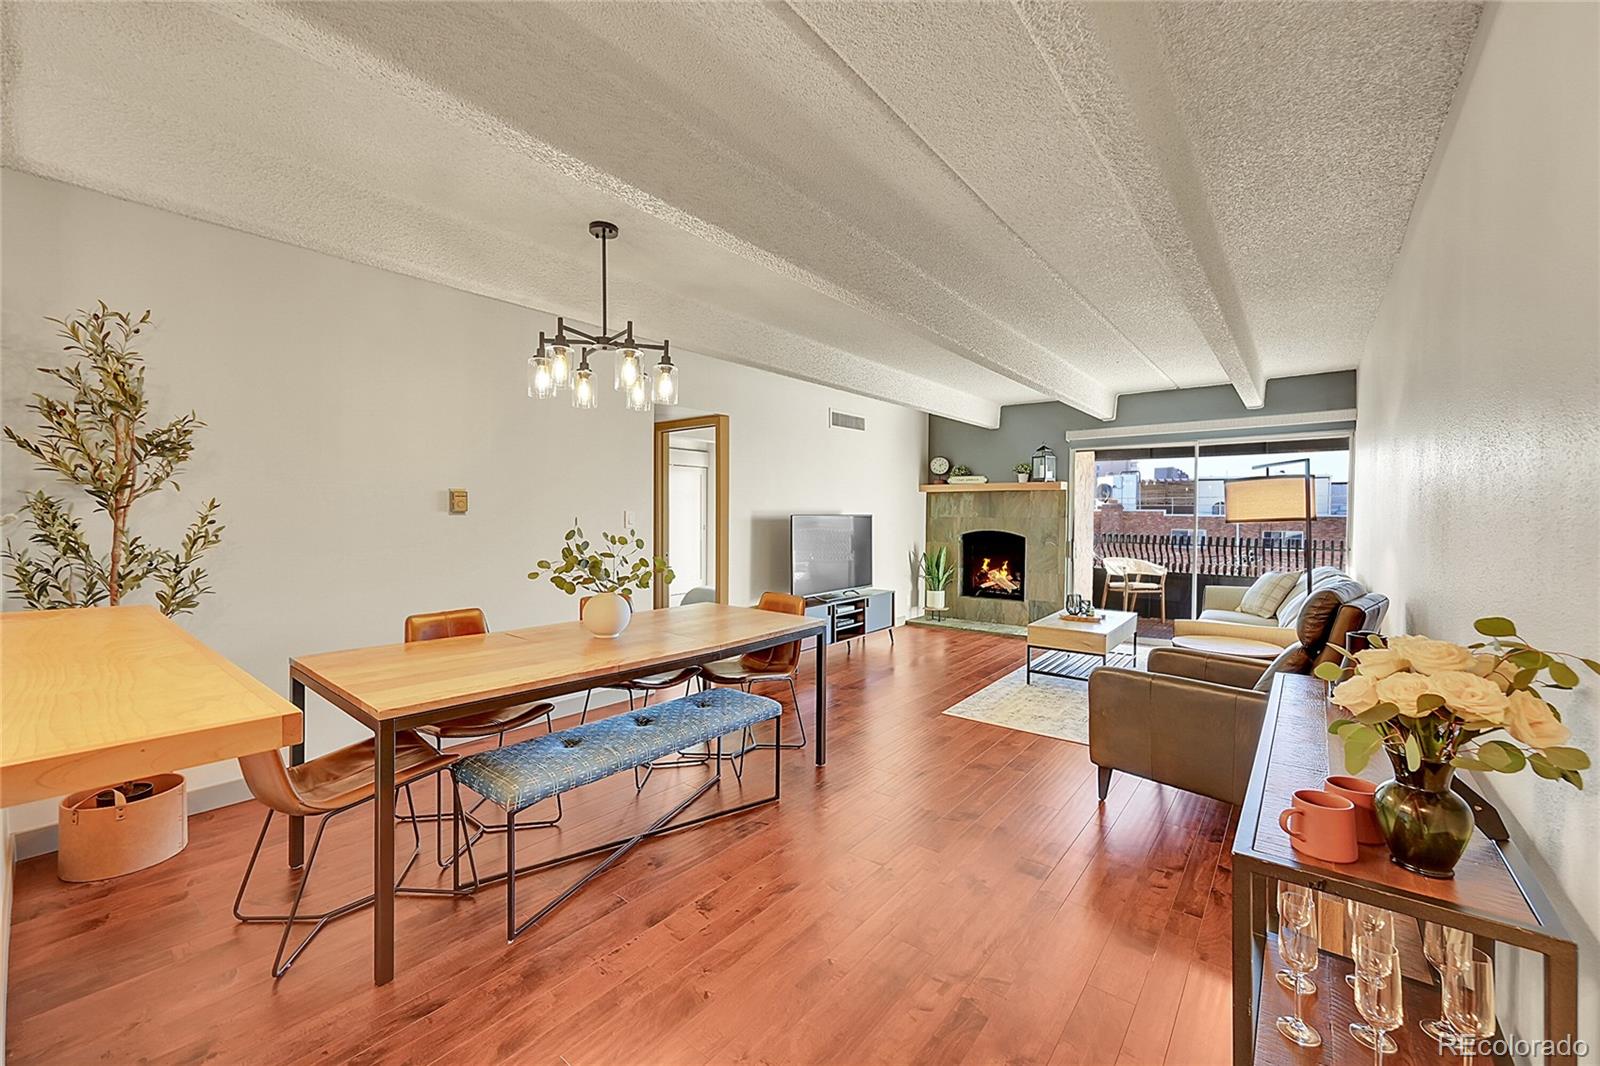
[495,742,781,944]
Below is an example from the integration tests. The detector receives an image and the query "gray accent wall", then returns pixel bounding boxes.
[927,371,1356,480]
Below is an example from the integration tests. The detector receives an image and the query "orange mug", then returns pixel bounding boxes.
[1325,774,1384,846]
[1278,789,1359,863]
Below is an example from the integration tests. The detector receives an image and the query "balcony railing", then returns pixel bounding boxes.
[1093,531,1346,577]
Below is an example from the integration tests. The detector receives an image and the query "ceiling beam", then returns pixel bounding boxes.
[231,2,1119,418]
[1014,0,1267,409]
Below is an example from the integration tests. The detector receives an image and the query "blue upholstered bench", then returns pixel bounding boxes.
[453,686,782,941]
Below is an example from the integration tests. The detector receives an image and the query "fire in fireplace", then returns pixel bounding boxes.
[961,530,1026,601]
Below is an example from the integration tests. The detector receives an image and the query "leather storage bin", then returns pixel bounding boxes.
[57,773,188,882]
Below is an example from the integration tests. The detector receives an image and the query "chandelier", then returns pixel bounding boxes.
[527,220,678,410]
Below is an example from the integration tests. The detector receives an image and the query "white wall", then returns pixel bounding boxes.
[1350,2,1599,1046]
[1,170,656,837]
[659,361,927,617]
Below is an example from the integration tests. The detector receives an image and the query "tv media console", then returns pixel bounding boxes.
[803,588,895,649]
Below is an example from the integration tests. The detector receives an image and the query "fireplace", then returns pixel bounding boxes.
[961,530,1025,601]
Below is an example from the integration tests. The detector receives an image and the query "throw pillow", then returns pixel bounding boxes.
[1275,569,1351,626]
[1238,570,1301,618]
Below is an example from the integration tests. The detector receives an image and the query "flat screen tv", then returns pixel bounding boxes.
[791,514,872,598]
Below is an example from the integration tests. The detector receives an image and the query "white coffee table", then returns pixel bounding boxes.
[1025,609,1139,683]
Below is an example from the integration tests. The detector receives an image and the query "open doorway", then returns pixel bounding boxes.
[653,415,729,608]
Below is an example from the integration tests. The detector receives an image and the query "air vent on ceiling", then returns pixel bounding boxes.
[829,409,866,432]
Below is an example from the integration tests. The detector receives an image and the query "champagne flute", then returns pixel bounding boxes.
[1354,944,1404,1066]
[1276,919,1322,1048]
[1276,884,1317,988]
[1276,883,1317,995]
[1345,901,1393,987]
[1349,925,1399,1053]
[1421,922,1472,1047]
[1444,948,1496,1064]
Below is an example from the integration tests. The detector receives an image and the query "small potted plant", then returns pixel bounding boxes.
[529,520,673,637]
[4,304,224,881]
[1320,616,1593,878]
[921,546,955,613]
[1013,462,1032,483]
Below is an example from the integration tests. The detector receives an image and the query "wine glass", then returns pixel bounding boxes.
[1349,925,1399,1053]
[1354,944,1404,1066]
[1444,948,1496,1063]
[1276,919,1322,1048]
[1421,922,1472,1047]
[1275,883,1317,995]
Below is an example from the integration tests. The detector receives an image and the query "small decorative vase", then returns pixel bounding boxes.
[926,589,947,612]
[1373,755,1473,878]
[581,592,632,638]
[1016,473,1029,483]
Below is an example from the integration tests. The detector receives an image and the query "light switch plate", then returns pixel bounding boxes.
[448,489,469,515]
[622,508,636,530]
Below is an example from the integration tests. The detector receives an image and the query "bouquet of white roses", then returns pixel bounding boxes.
[1319,616,1594,788]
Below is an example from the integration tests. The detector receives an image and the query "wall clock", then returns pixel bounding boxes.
[929,456,950,476]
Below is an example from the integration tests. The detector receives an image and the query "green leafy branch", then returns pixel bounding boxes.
[527,520,674,597]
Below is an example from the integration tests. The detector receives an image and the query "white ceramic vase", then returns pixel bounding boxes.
[1016,473,1030,482]
[926,589,947,612]
[581,591,632,638]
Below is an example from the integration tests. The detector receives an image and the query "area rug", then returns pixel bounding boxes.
[940,647,1151,744]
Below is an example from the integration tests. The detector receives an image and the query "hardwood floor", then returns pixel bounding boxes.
[5,626,1235,1065]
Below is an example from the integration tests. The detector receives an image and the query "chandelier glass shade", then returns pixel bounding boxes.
[571,352,598,410]
[653,357,678,405]
[624,368,653,412]
[529,221,676,412]
[526,353,554,399]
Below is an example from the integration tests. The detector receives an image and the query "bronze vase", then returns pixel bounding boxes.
[1373,755,1473,878]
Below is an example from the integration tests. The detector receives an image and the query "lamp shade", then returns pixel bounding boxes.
[1224,476,1310,522]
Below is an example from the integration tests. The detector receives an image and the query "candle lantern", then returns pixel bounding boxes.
[1030,443,1057,483]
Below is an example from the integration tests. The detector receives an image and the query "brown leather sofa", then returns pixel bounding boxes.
[1087,586,1388,805]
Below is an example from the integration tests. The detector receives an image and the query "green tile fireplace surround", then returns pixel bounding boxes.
[925,486,1068,627]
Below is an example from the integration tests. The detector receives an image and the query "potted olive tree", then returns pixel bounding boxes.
[4,304,223,880]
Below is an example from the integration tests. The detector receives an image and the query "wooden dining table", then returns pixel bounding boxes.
[1,605,302,808]
[287,601,828,985]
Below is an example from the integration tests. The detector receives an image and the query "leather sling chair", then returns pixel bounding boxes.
[1087,586,1388,805]
[699,591,810,752]
[232,736,471,977]
[405,609,561,859]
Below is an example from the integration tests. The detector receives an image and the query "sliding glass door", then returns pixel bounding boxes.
[1077,434,1351,637]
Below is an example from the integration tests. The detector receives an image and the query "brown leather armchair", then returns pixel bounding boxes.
[1088,588,1388,805]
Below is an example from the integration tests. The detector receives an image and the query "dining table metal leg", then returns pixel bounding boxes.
[813,635,827,766]
[374,720,397,985]
[288,678,306,869]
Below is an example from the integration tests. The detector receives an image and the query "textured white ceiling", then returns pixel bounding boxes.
[0,1,1479,426]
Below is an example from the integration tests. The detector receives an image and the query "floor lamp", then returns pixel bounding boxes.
[1223,459,1315,597]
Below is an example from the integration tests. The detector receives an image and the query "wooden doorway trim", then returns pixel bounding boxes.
[653,415,730,609]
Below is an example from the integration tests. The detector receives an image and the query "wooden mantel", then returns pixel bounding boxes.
[919,481,1069,493]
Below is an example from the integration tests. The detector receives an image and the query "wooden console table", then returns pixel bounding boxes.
[1233,674,1578,1065]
